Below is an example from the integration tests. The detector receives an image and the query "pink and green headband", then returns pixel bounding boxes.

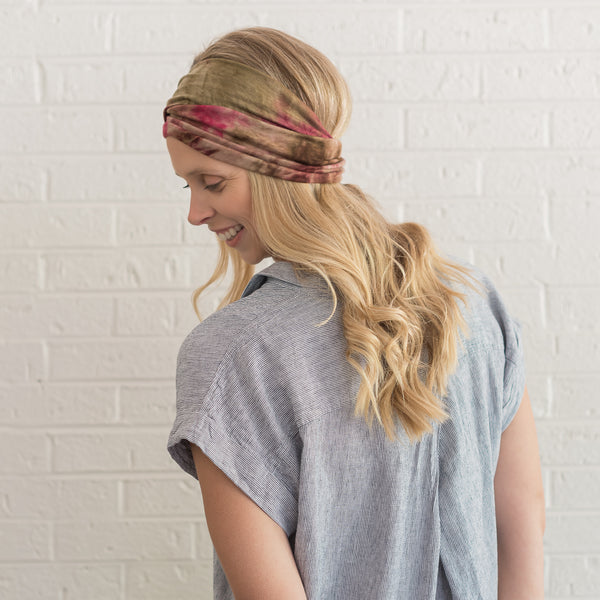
[163,58,345,184]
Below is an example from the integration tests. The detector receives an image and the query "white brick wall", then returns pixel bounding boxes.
[1,1,599,598]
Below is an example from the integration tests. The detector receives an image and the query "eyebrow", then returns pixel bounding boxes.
[175,169,223,179]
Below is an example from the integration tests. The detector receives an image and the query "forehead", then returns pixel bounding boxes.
[166,137,234,177]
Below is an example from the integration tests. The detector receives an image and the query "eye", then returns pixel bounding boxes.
[182,184,189,189]
[205,181,224,192]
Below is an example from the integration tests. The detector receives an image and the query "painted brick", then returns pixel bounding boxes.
[550,199,600,254]
[404,199,546,243]
[553,243,600,286]
[0,384,116,425]
[407,105,547,149]
[552,377,600,419]
[48,338,179,381]
[0,206,113,248]
[125,560,212,600]
[119,384,175,425]
[0,159,47,203]
[44,250,190,292]
[52,431,174,473]
[550,7,600,50]
[0,59,37,104]
[55,521,192,560]
[35,7,112,56]
[483,55,600,100]
[43,59,127,104]
[339,56,479,102]
[417,238,473,268]
[0,433,50,475]
[116,205,183,246]
[188,244,227,289]
[553,104,600,148]
[0,295,113,339]
[547,286,600,333]
[0,6,36,56]
[526,374,551,419]
[0,522,51,561]
[552,333,600,373]
[116,296,175,336]
[125,57,192,104]
[182,221,219,245]
[194,522,214,561]
[537,422,600,466]
[467,240,551,286]
[499,286,546,332]
[49,155,180,202]
[550,470,600,509]
[0,341,44,384]
[0,478,117,518]
[0,253,40,292]
[113,106,165,153]
[116,11,225,56]
[1,107,112,154]
[114,8,398,55]
[405,7,546,52]
[545,514,600,553]
[174,294,203,336]
[0,564,121,600]
[1,2,599,595]
[521,331,556,376]
[122,478,201,517]
[472,236,600,287]
[49,0,331,3]
[347,152,480,199]
[265,8,399,56]
[342,104,402,151]
[548,556,600,596]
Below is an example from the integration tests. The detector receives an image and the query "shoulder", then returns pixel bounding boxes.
[451,261,521,354]
[447,261,526,424]
[177,261,335,389]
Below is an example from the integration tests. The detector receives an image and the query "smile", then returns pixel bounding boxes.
[217,224,243,241]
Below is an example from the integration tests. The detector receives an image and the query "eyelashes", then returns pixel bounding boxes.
[181,182,224,192]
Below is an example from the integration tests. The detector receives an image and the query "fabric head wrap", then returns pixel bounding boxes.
[163,58,345,184]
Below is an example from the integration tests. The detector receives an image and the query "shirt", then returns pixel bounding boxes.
[168,260,525,599]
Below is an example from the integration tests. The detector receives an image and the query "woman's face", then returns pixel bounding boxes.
[167,137,269,265]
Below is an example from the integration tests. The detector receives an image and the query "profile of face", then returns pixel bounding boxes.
[167,137,270,265]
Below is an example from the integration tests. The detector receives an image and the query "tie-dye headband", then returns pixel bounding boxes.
[163,58,345,184]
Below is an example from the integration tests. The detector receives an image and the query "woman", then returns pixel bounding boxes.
[165,27,544,599]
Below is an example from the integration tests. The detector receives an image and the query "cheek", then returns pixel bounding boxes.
[234,190,254,220]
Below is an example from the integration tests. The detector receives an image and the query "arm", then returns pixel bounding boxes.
[190,444,307,600]
[494,386,545,599]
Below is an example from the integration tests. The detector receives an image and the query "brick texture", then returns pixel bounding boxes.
[2,2,599,598]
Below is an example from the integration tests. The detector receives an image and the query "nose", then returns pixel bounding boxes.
[187,191,214,226]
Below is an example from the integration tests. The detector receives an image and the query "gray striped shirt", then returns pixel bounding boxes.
[168,260,525,599]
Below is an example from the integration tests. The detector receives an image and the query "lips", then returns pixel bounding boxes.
[215,224,243,241]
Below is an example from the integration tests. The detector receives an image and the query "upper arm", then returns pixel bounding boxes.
[494,386,545,526]
[494,386,545,598]
[190,444,307,600]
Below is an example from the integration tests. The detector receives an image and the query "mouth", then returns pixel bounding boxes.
[216,224,244,246]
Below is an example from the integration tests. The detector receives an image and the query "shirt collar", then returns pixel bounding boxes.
[242,261,326,298]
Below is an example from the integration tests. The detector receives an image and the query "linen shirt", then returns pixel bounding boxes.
[168,260,525,599]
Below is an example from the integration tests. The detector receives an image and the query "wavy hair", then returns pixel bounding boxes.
[189,27,474,441]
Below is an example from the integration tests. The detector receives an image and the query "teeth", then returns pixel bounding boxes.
[217,224,243,241]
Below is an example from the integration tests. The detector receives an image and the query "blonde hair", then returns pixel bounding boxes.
[190,27,473,441]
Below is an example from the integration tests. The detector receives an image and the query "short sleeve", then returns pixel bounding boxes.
[500,316,525,430]
[479,275,526,432]
[167,318,301,536]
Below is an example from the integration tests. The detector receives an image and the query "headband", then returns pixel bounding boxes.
[163,58,345,184]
